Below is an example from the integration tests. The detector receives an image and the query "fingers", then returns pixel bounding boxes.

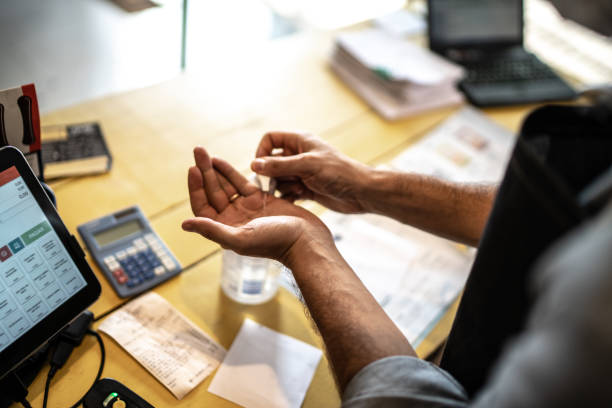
[212,157,259,196]
[182,217,245,251]
[251,154,313,178]
[255,131,305,158]
[216,170,238,199]
[188,166,217,218]
[194,147,229,211]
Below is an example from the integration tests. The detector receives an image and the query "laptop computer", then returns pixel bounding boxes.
[427,0,576,107]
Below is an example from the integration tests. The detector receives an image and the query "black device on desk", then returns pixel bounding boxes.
[78,206,182,298]
[428,0,576,106]
[0,146,101,378]
[84,378,154,408]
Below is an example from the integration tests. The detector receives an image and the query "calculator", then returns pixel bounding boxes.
[77,206,181,298]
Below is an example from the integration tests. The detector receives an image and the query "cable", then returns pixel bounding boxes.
[40,311,95,408]
[42,329,106,408]
[68,330,106,408]
[5,372,33,408]
[42,366,58,408]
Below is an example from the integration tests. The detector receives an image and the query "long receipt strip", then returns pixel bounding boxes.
[209,318,322,408]
[98,292,226,399]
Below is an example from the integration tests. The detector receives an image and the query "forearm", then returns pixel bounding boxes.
[283,238,416,392]
[355,169,497,246]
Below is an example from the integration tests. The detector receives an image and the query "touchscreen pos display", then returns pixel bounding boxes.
[0,147,100,377]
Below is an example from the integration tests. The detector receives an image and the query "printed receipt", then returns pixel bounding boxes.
[98,292,226,399]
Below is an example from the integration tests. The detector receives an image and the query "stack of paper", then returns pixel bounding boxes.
[330,28,465,120]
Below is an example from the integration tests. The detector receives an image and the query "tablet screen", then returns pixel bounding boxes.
[0,166,86,352]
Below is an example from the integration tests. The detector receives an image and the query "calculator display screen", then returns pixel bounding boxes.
[0,166,87,352]
[93,220,144,248]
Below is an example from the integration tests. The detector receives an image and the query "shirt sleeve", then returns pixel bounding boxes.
[342,356,469,408]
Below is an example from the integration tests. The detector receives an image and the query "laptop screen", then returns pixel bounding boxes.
[428,0,523,51]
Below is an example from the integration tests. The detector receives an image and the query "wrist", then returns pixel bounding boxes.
[353,167,391,213]
[280,223,340,271]
[342,160,377,212]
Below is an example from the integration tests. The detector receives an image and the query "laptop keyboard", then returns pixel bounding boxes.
[464,55,558,84]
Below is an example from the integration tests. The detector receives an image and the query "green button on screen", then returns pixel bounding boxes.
[21,221,52,245]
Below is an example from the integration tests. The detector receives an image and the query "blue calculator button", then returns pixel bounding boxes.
[126,279,137,288]
[143,271,155,280]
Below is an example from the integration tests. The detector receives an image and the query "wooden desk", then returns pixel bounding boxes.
[17,32,532,407]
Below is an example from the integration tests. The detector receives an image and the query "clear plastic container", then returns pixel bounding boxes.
[220,250,282,305]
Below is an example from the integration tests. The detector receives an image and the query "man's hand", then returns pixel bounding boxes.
[183,146,417,392]
[251,131,372,214]
[182,146,334,263]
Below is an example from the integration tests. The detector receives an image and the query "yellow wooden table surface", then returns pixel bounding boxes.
[16,31,533,407]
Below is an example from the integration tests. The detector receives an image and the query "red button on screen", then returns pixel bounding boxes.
[0,246,12,262]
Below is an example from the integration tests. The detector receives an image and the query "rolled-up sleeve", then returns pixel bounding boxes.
[342,356,469,408]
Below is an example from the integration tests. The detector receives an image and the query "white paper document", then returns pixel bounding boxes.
[208,318,322,408]
[391,107,515,182]
[320,212,474,345]
[98,292,226,399]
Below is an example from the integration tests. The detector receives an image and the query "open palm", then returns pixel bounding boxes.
[184,147,325,260]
